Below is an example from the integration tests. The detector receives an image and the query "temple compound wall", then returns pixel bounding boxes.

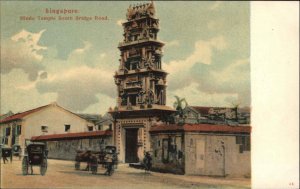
[31,131,112,160]
[149,124,251,178]
[46,138,112,160]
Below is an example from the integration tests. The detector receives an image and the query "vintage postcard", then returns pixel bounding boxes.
[0,1,298,189]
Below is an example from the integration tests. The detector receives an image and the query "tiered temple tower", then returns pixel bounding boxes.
[110,2,175,163]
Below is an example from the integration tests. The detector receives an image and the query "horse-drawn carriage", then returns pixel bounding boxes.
[22,142,48,176]
[0,144,12,164]
[75,145,118,176]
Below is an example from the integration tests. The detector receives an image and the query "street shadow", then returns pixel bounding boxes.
[125,172,154,177]
[15,173,42,176]
[58,170,110,177]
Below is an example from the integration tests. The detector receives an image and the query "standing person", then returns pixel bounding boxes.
[143,152,152,173]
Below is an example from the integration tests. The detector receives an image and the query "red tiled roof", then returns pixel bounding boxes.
[150,124,251,134]
[0,105,49,123]
[31,130,112,141]
[0,103,92,124]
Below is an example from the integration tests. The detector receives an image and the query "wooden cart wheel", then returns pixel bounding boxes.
[22,157,28,175]
[75,161,80,170]
[40,158,47,176]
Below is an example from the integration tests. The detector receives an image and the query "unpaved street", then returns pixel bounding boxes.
[1,158,250,189]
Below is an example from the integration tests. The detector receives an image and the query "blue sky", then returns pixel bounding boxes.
[0,1,250,115]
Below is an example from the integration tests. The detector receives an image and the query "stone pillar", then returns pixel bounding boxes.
[137,128,144,161]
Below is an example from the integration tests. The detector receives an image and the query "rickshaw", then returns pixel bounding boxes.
[22,142,48,176]
[0,144,12,164]
[91,145,118,176]
[75,145,118,176]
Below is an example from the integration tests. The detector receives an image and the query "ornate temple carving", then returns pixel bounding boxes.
[114,1,167,108]
[110,2,176,163]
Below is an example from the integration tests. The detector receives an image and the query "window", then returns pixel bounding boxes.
[41,126,48,133]
[129,95,136,106]
[244,136,251,151]
[88,126,93,131]
[131,62,137,70]
[65,125,71,132]
[16,125,21,135]
[121,96,128,106]
[236,136,251,153]
[236,136,243,144]
[5,127,10,136]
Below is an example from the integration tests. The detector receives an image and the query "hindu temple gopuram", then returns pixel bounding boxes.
[109,2,175,163]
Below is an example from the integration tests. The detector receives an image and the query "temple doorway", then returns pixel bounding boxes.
[125,128,138,163]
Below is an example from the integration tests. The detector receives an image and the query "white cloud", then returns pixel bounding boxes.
[100,53,107,59]
[164,36,227,74]
[211,59,249,84]
[165,40,180,48]
[36,65,115,112]
[73,41,91,54]
[68,41,92,62]
[116,19,125,26]
[35,39,116,113]
[194,58,251,106]
[16,81,37,90]
[11,29,47,61]
[1,29,47,81]
[164,37,250,107]
[1,29,118,113]
[1,69,57,114]
[167,82,238,108]
[84,93,116,115]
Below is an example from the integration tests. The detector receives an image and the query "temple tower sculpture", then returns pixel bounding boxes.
[110,2,175,163]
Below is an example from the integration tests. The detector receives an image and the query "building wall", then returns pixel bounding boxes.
[46,137,112,160]
[0,104,94,151]
[0,120,23,147]
[23,105,94,141]
[150,132,185,174]
[184,133,251,177]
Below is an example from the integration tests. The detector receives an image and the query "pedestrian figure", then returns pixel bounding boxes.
[143,152,152,173]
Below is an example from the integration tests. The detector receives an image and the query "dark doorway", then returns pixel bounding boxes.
[125,128,138,163]
[11,127,16,145]
[129,95,137,106]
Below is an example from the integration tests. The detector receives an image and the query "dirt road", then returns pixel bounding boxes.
[1,158,250,189]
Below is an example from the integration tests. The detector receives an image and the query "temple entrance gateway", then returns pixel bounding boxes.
[125,128,138,163]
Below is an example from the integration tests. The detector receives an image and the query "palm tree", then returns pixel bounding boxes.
[173,96,188,118]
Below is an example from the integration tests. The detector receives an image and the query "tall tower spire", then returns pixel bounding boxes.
[110,2,175,163]
[115,2,165,110]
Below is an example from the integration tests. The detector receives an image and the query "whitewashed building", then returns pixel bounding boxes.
[0,102,94,149]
